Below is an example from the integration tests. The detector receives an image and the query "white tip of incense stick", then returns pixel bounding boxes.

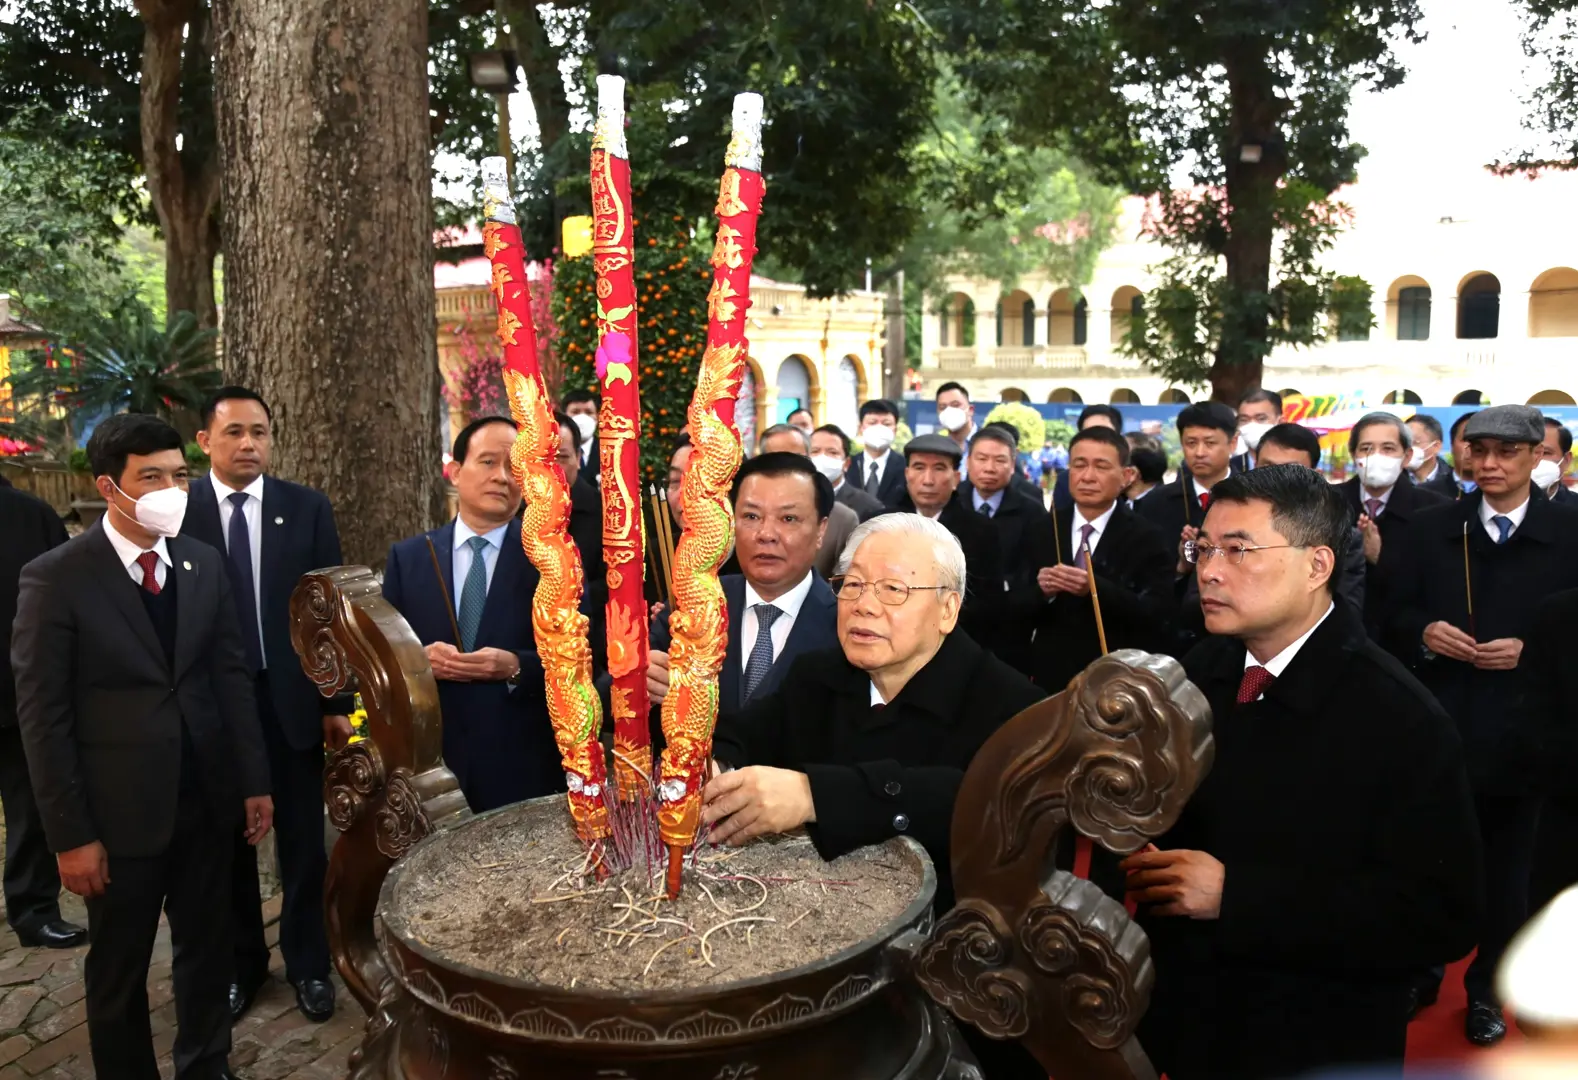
[594,74,628,159]
[480,156,517,225]
[725,92,764,171]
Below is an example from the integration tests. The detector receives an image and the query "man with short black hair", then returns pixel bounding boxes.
[785,408,814,435]
[1130,465,1481,1080]
[1339,412,1446,646]
[184,386,350,1022]
[1537,416,1576,505]
[810,424,884,522]
[14,413,273,1080]
[1051,404,1124,510]
[760,424,858,577]
[849,399,906,507]
[383,417,566,811]
[962,425,1055,675]
[1136,402,1238,569]
[1406,413,1459,499]
[934,381,976,459]
[1392,404,1578,1043]
[1447,411,1479,498]
[1232,388,1284,471]
[561,388,600,483]
[1032,426,1174,691]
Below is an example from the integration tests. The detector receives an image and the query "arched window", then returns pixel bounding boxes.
[1528,389,1577,406]
[1528,268,1578,338]
[1048,289,1089,346]
[1048,387,1084,404]
[829,356,862,433]
[1110,388,1141,404]
[1000,387,1029,403]
[1457,273,1501,340]
[776,355,812,423]
[938,292,974,347]
[1111,286,1144,344]
[1387,276,1431,341]
[1381,390,1422,406]
[1158,388,1190,404]
[1000,290,1035,346]
[1453,389,1486,406]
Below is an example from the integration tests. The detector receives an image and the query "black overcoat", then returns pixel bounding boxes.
[1336,475,1447,650]
[960,481,1057,676]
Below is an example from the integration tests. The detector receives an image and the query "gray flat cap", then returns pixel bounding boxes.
[903,432,963,463]
[1463,404,1544,444]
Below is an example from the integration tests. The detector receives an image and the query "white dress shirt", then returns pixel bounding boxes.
[1072,501,1118,559]
[212,473,268,665]
[870,680,887,707]
[1479,495,1530,544]
[452,518,509,615]
[104,512,171,589]
[740,570,815,677]
[1243,602,1335,698]
[1359,483,1395,516]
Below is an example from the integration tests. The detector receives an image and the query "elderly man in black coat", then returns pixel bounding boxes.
[1124,465,1481,1080]
[1391,404,1578,1043]
[704,512,1047,1080]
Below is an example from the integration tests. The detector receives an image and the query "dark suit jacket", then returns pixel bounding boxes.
[382,518,565,810]
[1391,485,1578,794]
[713,630,1044,910]
[1415,462,1463,500]
[182,474,351,748]
[1,487,67,729]
[1030,503,1176,693]
[883,495,1004,649]
[1337,476,1447,648]
[1133,469,1223,550]
[959,481,1056,675]
[833,480,886,523]
[1141,604,1481,1080]
[1552,483,1578,508]
[11,523,270,858]
[1524,586,1578,793]
[844,450,906,507]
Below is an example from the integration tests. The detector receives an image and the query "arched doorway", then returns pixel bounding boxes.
[1381,390,1422,406]
[938,292,974,347]
[1000,387,1029,403]
[1158,388,1190,404]
[1047,288,1087,346]
[1457,273,1501,340]
[775,354,813,424]
[1529,389,1578,406]
[1110,388,1141,404]
[737,359,762,451]
[829,355,864,433]
[1047,387,1084,404]
[1453,389,1487,406]
[1111,286,1144,344]
[1386,275,1432,341]
[1528,268,1578,338]
[998,290,1035,347]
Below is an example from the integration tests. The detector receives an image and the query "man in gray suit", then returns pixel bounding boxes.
[11,414,272,1080]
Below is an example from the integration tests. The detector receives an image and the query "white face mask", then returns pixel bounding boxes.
[937,406,969,433]
[810,454,845,483]
[571,413,596,443]
[1407,447,1426,469]
[1532,458,1563,491]
[1238,422,1272,452]
[111,481,188,538]
[1356,454,1403,490]
[861,423,895,451]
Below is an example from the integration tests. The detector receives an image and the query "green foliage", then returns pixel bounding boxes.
[6,301,221,425]
[1499,2,1578,173]
[982,402,1045,453]
[551,214,710,482]
[184,440,210,470]
[1044,419,1076,448]
[68,448,90,474]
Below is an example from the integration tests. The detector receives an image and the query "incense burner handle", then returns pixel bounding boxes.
[290,566,470,1015]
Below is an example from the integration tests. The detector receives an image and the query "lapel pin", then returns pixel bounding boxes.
[182,560,192,570]
[275,516,284,525]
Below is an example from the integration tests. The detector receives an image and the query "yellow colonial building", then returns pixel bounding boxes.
[435,242,888,448]
[921,167,1578,409]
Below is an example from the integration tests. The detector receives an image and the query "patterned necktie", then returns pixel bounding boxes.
[1237,665,1275,704]
[456,535,491,652]
[742,604,783,702]
[867,460,881,495]
[1073,523,1095,568]
[135,551,161,596]
[1364,497,1383,520]
[1492,515,1513,545]
[226,492,264,672]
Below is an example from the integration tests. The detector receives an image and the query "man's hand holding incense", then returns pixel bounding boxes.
[426,642,519,682]
[701,766,815,846]
[1473,637,1522,671]
[1423,621,1479,664]
[1038,564,1090,597]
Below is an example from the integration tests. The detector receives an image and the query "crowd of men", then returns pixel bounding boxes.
[2,377,1575,1080]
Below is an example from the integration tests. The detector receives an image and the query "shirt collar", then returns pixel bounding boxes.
[454,517,510,551]
[1362,483,1395,510]
[971,487,1006,513]
[1247,603,1335,679]
[863,447,891,468]
[870,680,886,707]
[1479,494,1531,531]
[210,473,266,503]
[1074,501,1117,536]
[744,569,815,621]
[103,514,172,569]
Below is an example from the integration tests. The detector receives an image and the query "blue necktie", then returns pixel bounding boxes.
[226,492,264,673]
[1492,515,1513,545]
[457,535,490,651]
[742,604,782,703]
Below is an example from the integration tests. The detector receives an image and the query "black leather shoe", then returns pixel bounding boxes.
[14,919,87,949]
[1405,982,1439,1021]
[1466,1001,1507,1046]
[294,977,335,1023]
[229,976,266,1024]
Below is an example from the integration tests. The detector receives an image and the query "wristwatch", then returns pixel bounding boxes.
[505,659,522,688]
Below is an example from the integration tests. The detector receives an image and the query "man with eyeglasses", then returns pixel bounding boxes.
[1124,465,1480,1080]
[703,511,1047,1080]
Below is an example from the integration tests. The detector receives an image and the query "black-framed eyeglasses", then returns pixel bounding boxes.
[829,576,948,606]
[1183,540,1305,566]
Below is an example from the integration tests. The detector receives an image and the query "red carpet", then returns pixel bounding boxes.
[1405,954,1522,1071]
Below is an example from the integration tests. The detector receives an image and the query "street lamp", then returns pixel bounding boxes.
[466,50,520,181]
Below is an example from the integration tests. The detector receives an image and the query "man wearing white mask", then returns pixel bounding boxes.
[809,424,885,522]
[1231,388,1283,471]
[1537,417,1578,506]
[934,381,976,473]
[1339,412,1448,647]
[1405,413,1460,499]
[847,399,907,508]
[560,389,600,486]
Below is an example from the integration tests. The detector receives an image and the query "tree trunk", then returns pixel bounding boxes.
[137,0,222,328]
[1211,43,1286,405]
[213,0,444,568]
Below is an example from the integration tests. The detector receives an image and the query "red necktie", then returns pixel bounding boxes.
[1237,665,1274,704]
[136,551,162,596]
[1199,491,1211,512]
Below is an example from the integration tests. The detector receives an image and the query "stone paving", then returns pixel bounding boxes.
[0,865,365,1079]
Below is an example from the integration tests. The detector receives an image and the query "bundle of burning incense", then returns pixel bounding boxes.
[480,156,610,851]
[590,75,653,804]
[656,92,766,898]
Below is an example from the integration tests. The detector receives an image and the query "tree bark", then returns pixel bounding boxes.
[213,0,444,567]
[137,0,222,328]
